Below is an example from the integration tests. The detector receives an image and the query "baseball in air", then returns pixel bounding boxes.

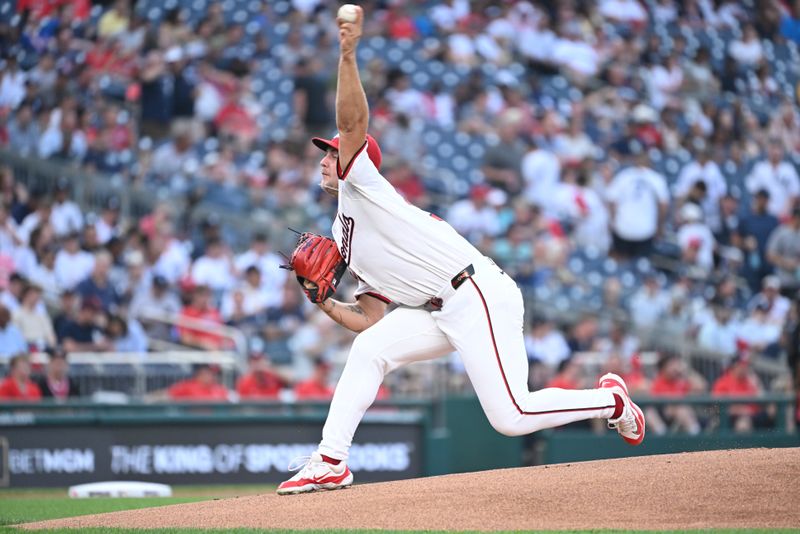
[337,4,358,22]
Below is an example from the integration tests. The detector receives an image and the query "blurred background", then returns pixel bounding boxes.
[0,0,799,487]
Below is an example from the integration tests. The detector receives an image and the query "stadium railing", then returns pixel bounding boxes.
[28,350,240,399]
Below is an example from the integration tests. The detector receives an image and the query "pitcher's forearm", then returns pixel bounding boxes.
[336,53,368,135]
[318,298,373,333]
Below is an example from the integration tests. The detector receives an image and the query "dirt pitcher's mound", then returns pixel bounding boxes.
[22,448,800,531]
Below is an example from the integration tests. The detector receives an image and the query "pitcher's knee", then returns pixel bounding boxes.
[349,331,388,371]
[486,412,527,437]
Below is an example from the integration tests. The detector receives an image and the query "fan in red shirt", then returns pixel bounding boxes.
[546,358,584,390]
[168,364,229,401]
[0,355,42,401]
[178,285,227,350]
[650,353,705,435]
[294,359,334,400]
[236,352,288,400]
[712,353,766,432]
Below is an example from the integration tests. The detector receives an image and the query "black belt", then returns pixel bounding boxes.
[426,264,475,311]
[451,263,475,290]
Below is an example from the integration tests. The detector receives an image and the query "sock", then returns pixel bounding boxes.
[320,454,341,465]
[611,393,624,419]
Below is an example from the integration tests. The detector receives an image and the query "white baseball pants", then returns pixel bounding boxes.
[317,257,617,460]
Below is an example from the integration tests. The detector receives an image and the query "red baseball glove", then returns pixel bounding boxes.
[284,232,347,303]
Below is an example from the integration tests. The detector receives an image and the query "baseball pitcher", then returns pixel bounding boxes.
[277,5,645,495]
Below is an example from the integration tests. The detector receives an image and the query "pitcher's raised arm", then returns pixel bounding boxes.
[334,5,368,173]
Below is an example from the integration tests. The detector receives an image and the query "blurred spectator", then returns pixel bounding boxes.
[737,189,780,290]
[35,348,79,400]
[98,0,130,39]
[236,352,288,399]
[130,275,181,320]
[7,102,39,157]
[525,316,571,369]
[745,142,800,218]
[650,353,705,435]
[293,358,334,400]
[781,2,800,43]
[12,284,55,350]
[0,56,26,110]
[628,273,670,329]
[292,57,332,137]
[221,266,270,325]
[676,203,716,274]
[177,285,226,350]
[711,354,766,433]
[748,275,791,328]
[50,178,83,237]
[0,304,28,360]
[139,50,175,141]
[76,251,119,312]
[106,314,148,353]
[606,148,669,259]
[552,163,610,253]
[697,302,739,356]
[766,206,800,294]
[234,233,286,304]
[190,238,236,293]
[545,358,585,390]
[737,302,782,358]
[674,143,726,232]
[168,364,229,401]
[59,298,111,353]
[54,232,95,291]
[482,112,526,194]
[447,184,502,243]
[0,355,41,401]
[728,23,764,67]
[521,138,561,212]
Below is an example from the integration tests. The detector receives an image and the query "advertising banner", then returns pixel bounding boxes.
[0,421,423,487]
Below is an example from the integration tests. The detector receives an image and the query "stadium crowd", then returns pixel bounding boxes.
[0,0,799,431]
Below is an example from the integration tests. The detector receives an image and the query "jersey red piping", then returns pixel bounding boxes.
[467,277,615,416]
[362,291,392,304]
[336,140,369,180]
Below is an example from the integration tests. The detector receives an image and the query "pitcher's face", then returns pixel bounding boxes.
[320,150,339,196]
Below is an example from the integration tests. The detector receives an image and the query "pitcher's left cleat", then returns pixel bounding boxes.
[599,372,645,445]
[277,452,354,495]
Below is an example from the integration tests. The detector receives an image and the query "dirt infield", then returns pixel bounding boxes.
[22,448,800,531]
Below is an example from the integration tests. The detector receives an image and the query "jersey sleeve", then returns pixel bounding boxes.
[337,139,382,187]
[353,277,392,304]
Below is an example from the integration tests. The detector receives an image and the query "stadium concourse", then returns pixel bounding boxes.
[0,0,799,433]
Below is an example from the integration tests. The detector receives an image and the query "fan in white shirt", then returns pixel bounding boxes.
[54,233,95,291]
[220,266,274,322]
[521,142,561,212]
[552,170,610,254]
[190,238,236,292]
[524,317,571,369]
[50,180,84,237]
[234,233,287,305]
[728,24,764,66]
[446,184,503,243]
[606,150,669,246]
[150,234,191,284]
[745,143,800,218]
[598,0,647,24]
[673,148,727,232]
[676,203,716,274]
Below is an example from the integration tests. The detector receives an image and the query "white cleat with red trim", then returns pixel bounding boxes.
[276,452,353,495]
[598,372,645,446]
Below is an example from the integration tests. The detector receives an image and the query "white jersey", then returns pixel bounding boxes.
[332,143,484,307]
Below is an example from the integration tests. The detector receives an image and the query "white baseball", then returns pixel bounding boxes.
[337,4,358,22]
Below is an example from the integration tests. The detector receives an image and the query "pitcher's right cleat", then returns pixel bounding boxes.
[277,452,354,495]
[599,372,645,445]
